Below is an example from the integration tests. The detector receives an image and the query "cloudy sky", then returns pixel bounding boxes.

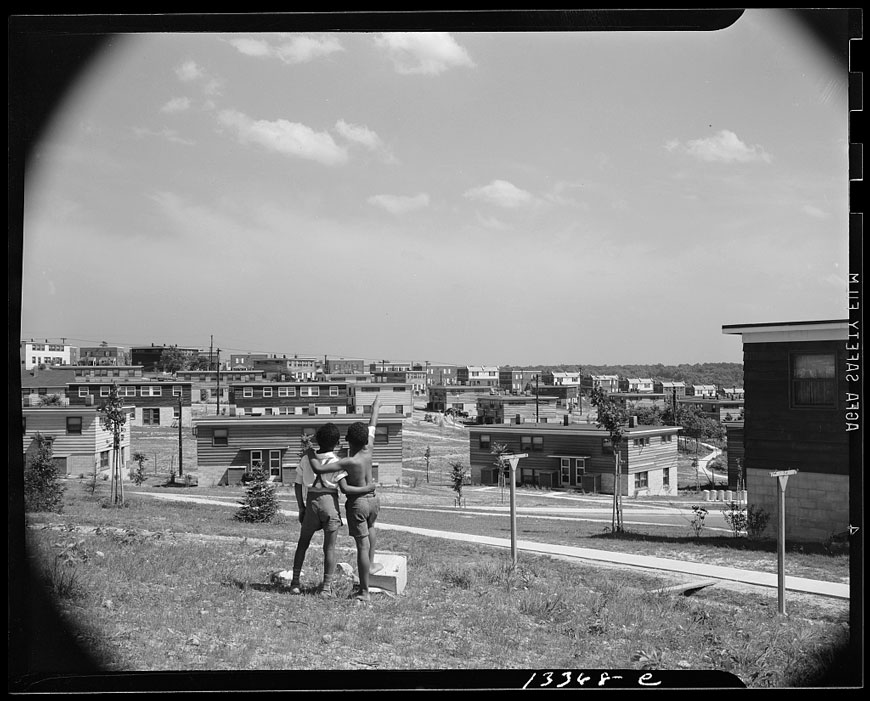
[16,10,851,366]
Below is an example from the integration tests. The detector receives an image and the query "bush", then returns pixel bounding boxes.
[722,501,747,538]
[746,504,771,539]
[234,465,280,523]
[24,433,64,513]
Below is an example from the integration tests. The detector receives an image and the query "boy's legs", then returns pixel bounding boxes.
[290,525,316,592]
[321,529,339,589]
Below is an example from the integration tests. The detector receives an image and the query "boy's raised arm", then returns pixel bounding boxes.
[369,394,381,428]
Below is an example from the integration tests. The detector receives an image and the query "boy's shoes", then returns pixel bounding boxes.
[288,585,302,595]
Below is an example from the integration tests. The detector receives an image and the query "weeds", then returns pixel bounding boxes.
[689,505,708,538]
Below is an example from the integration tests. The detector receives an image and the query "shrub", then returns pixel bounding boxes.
[746,504,771,539]
[722,501,747,538]
[234,465,280,523]
[24,433,64,513]
[689,505,708,539]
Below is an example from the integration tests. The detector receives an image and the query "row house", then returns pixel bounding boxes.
[537,384,581,411]
[427,385,496,417]
[653,381,687,399]
[723,319,850,542]
[499,369,542,393]
[324,373,375,384]
[686,384,717,398]
[475,395,563,425]
[324,357,366,374]
[250,355,319,380]
[468,421,681,496]
[229,352,269,368]
[369,360,413,373]
[581,374,620,395]
[175,369,268,405]
[542,371,582,387]
[77,345,131,366]
[457,366,499,387]
[618,377,654,393]
[66,376,194,427]
[131,344,200,372]
[20,340,75,369]
[22,404,134,477]
[230,381,353,417]
[413,362,458,389]
[21,367,76,405]
[352,383,414,418]
[677,396,745,423]
[719,387,745,400]
[609,392,668,412]
[192,414,405,488]
[373,369,427,395]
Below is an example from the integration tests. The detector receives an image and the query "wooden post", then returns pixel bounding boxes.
[178,396,184,477]
[507,453,528,566]
[770,469,798,615]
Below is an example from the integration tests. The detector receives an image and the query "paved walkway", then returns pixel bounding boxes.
[142,491,849,601]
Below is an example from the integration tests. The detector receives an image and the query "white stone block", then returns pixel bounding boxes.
[369,552,407,596]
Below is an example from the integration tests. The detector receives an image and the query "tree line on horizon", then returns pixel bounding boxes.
[511,362,744,389]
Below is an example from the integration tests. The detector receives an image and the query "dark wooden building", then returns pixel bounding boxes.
[193,414,405,487]
[468,421,681,496]
[722,319,851,541]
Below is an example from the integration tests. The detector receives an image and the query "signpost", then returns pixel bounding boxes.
[769,469,798,615]
[506,453,528,565]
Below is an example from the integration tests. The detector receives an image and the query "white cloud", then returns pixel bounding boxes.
[335,120,382,150]
[175,60,204,82]
[228,34,344,64]
[475,212,508,230]
[464,180,535,208]
[217,109,348,166]
[374,32,474,75]
[802,204,829,219]
[673,130,772,164]
[228,37,272,57]
[161,97,191,114]
[368,193,430,215]
[132,127,195,146]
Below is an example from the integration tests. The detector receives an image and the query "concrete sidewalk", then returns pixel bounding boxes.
[142,492,850,601]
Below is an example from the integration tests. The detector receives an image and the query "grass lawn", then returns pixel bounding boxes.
[11,409,857,690]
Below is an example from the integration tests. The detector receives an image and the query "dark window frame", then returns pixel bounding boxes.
[789,352,837,409]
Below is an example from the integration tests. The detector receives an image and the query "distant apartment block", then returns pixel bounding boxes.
[20,340,75,369]
[324,357,366,374]
[653,381,687,399]
[77,345,131,366]
[457,366,499,387]
[131,345,200,372]
[581,374,620,394]
[475,395,563,425]
[414,362,457,388]
[619,377,654,393]
[373,369,428,395]
[542,371,582,386]
[686,384,717,398]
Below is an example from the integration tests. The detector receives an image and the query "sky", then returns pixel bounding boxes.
[15,10,852,367]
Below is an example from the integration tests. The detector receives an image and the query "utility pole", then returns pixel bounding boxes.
[535,374,540,423]
[178,395,183,477]
[210,335,214,371]
[216,349,221,415]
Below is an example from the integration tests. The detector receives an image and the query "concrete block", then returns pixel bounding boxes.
[369,552,407,596]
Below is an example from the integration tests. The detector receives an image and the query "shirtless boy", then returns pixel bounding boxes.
[308,394,381,602]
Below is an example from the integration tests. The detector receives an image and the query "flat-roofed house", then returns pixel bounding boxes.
[468,420,681,496]
[192,414,404,487]
[722,319,851,542]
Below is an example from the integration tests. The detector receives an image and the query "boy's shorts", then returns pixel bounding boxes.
[345,493,380,539]
[301,492,342,535]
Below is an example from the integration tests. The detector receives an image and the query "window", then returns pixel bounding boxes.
[633,437,650,447]
[520,436,532,451]
[791,353,836,408]
[100,386,110,397]
[479,434,491,450]
[278,387,291,397]
[301,387,320,397]
[375,426,389,444]
[532,436,544,451]
[66,416,82,434]
[213,428,228,446]
[393,387,405,392]
[269,450,282,476]
[634,471,649,489]
[574,458,586,483]
[100,450,110,469]
[330,406,338,416]
[663,468,670,487]
[173,405,181,419]
[243,387,253,398]
[78,387,90,398]
[263,387,273,397]
[250,450,263,470]
[141,386,162,397]
[173,385,182,397]
[329,386,339,397]
[142,408,160,425]
[560,458,570,484]
[395,405,404,415]
[120,386,136,397]
[661,434,672,443]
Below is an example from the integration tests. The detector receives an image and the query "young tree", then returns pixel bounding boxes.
[24,432,64,513]
[234,464,280,523]
[490,442,510,504]
[99,383,128,505]
[131,451,149,486]
[159,346,187,373]
[449,460,467,507]
[590,387,629,533]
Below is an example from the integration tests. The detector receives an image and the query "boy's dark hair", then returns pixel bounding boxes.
[315,423,340,451]
[345,421,369,448]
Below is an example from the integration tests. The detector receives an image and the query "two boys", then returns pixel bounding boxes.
[289,395,382,602]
